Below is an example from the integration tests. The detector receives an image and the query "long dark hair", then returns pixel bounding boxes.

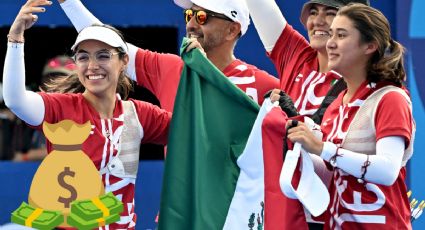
[42,24,133,99]
[338,4,406,86]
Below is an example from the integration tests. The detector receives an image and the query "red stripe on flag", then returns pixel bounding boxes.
[262,108,309,230]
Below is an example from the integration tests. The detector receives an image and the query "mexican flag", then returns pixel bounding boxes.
[261,109,310,230]
[223,105,311,230]
[158,38,260,229]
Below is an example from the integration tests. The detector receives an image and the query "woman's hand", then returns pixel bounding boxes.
[266,89,298,117]
[269,88,282,103]
[9,0,52,41]
[286,120,324,155]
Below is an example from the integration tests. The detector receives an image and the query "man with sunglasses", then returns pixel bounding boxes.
[57,0,279,114]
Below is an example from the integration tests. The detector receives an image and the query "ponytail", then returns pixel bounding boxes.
[368,39,406,86]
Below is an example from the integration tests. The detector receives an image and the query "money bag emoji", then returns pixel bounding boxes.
[28,120,105,226]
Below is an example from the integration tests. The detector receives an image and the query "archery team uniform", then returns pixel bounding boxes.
[320,82,413,229]
[39,93,171,230]
[130,47,280,111]
[269,24,341,115]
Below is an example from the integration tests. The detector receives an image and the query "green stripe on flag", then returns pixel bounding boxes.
[158,38,260,230]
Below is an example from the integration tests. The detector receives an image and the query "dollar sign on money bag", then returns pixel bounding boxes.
[28,120,105,226]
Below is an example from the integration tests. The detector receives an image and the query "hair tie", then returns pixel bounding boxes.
[7,34,24,43]
[358,155,371,184]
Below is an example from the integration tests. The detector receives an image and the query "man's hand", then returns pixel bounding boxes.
[185,37,207,56]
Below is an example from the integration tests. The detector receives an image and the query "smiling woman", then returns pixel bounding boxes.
[246,0,370,119]
[2,1,171,229]
[246,0,369,123]
[285,3,414,229]
[244,0,370,228]
[42,25,132,103]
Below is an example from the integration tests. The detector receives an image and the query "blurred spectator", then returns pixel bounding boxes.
[39,55,77,92]
[0,56,77,161]
[0,83,35,161]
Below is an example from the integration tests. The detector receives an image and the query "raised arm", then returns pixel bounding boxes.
[3,0,49,126]
[245,0,286,52]
[57,0,101,32]
[58,0,139,81]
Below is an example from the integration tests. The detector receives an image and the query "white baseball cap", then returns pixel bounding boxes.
[71,26,128,53]
[174,0,250,36]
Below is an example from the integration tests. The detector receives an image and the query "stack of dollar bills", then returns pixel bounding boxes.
[11,202,64,229]
[68,192,123,229]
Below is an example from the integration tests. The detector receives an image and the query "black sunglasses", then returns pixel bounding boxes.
[184,9,233,25]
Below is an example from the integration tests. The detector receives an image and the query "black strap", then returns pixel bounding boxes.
[283,120,298,157]
[311,79,347,124]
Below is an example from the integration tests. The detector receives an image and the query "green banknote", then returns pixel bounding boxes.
[67,212,120,229]
[70,192,123,220]
[11,202,64,230]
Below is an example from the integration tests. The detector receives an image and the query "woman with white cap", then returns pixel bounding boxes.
[3,1,171,229]
[245,0,369,120]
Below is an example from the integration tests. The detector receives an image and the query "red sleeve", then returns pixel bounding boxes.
[37,93,90,154]
[375,91,413,145]
[38,93,80,124]
[28,92,62,130]
[134,48,184,112]
[268,24,317,80]
[252,70,280,105]
[131,99,171,145]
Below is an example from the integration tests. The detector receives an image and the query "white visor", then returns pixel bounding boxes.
[71,26,128,53]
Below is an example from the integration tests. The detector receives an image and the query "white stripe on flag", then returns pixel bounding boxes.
[223,99,275,229]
